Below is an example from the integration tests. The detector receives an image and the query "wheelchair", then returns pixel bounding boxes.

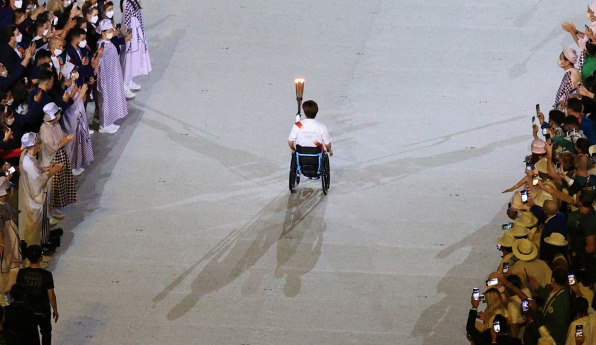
[289,145,330,194]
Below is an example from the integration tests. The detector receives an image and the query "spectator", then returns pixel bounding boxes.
[121,0,151,93]
[555,48,581,108]
[565,297,593,345]
[510,239,553,289]
[532,268,571,345]
[3,284,39,345]
[0,176,21,296]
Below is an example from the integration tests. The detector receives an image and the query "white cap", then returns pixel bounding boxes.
[21,132,37,147]
[0,177,10,196]
[98,19,113,31]
[42,102,60,121]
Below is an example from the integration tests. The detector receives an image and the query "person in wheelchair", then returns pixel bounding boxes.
[287,100,332,193]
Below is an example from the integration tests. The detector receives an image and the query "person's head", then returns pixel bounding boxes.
[543,200,558,217]
[562,115,580,133]
[37,69,54,90]
[576,138,591,155]
[35,49,52,66]
[576,153,590,172]
[83,3,99,23]
[25,244,43,264]
[575,297,589,316]
[14,9,27,25]
[43,102,61,124]
[558,49,577,69]
[101,1,114,19]
[578,189,594,209]
[10,0,23,10]
[551,268,568,289]
[32,18,49,38]
[21,132,41,154]
[589,4,596,22]
[558,152,575,171]
[548,109,566,128]
[98,19,114,40]
[9,284,25,302]
[49,36,64,56]
[585,75,596,93]
[567,98,584,117]
[68,27,86,47]
[1,25,20,45]
[302,100,318,119]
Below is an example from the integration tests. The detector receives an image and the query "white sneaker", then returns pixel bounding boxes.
[98,125,118,134]
[72,167,85,176]
[49,217,59,226]
[88,128,95,134]
[127,81,141,91]
[125,88,136,99]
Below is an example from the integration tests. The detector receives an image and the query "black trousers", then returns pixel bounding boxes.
[33,312,52,345]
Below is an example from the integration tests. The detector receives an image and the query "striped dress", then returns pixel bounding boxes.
[122,0,152,84]
[40,122,76,209]
[98,39,128,127]
[61,86,93,170]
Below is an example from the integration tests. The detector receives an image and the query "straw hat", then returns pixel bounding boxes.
[508,224,530,238]
[498,232,515,248]
[513,239,538,261]
[511,192,530,211]
[544,233,568,247]
[514,211,538,229]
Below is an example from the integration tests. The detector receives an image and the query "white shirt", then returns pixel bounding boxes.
[288,118,331,148]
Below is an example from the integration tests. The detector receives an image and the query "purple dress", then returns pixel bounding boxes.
[122,0,152,84]
[97,39,128,127]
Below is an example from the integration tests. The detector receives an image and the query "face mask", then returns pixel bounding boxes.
[71,72,79,80]
[78,39,87,48]
[105,10,114,18]
[6,117,14,126]
[53,48,63,56]
[48,62,53,68]
[0,70,7,78]
[43,29,49,36]
[15,34,22,43]
[14,0,23,9]
[105,32,114,40]
[64,0,71,6]
[52,16,58,25]
[91,15,98,24]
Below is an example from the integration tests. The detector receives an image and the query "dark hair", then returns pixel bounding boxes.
[37,69,54,83]
[302,100,318,119]
[32,18,46,34]
[548,110,566,126]
[586,75,596,93]
[25,244,42,263]
[579,189,594,207]
[552,268,568,286]
[568,98,584,113]
[576,138,591,154]
[563,115,580,127]
[588,42,596,57]
[10,284,25,302]
[576,296,589,314]
[34,49,51,62]
[1,24,17,44]
[68,27,86,43]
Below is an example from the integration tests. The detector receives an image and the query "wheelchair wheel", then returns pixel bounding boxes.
[289,153,297,192]
[322,153,330,195]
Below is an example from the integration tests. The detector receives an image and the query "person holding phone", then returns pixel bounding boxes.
[564,297,592,345]
[121,0,151,93]
[490,314,522,344]
[531,268,571,345]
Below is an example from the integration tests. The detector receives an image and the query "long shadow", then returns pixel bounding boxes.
[410,204,508,344]
[156,188,327,320]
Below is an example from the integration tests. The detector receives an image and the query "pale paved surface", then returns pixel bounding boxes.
[49,1,579,344]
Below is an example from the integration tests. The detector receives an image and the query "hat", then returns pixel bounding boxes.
[21,132,36,147]
[531,182,555,207]
[512,238,539,261]
[0,177,10,197]
[544,232,568,247]
[590,145,596,156]
[590,2,596,13]
[531,139,547,154]
[564,48,578,64]
[534,157,549,174]
[60,61,75,80]
[42,102,60,121]
[511,192,530,211]
[513,211,538,229]
[497,232,515,248]
[98,19,113,31]
[508,223,530,238]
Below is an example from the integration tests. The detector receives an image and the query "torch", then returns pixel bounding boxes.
[294,78,304,122]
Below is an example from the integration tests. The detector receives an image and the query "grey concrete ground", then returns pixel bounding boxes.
[48,1,583,344]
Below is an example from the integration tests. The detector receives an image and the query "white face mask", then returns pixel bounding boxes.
[6,117,14,126]
[105,10,114,18]
[14,0,23,9]
[52,16,58,25]
[78,39,87,48]
[64,0,71,6]
[53,48,63,56]
[48,62,53,68]
[71,72,79,80]
[0,70,7,78]
[42,29,49,36]
[91,15,98,24]
[15,34,22,43]
[105,32,114,40]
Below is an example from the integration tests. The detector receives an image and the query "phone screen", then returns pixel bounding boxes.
[542,127,547,135]
[486,278,498,286]
[556,162,562,174]
[532,176,539,186]
[501,223,512,230]
[503,263,509,274]
[569,274,577,286]
[522,299,530,312]
[520,191,528,203]
[473,288,480,301]
[576,324,584,337]
[493,320,501,333]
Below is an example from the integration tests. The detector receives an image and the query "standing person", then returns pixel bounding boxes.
[120,0,151,93]
[17,245,58,345]
[96,19,127,134]
[59,62,92,175]
[18,132,63,252]
[3,284,39,345]
[0,176,21,298]
[555,48,581,108]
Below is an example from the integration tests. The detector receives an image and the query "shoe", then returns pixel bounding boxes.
[49,217,59,226]
[127,81,141,91]
[88,128,94,134]
[50,228,64,237]
[51,213,65,220]
[98,125,118,134]
[72,167,85,176]
[125,88,136,99]
[41,243,56,256]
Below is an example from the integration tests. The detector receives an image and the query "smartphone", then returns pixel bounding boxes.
[568,274,577,286]
[101,42,105,49]
[592,154,596,164]
[5,166,14,176]
[536,104,540,115]
[496,244,502,250]
[486,278,498,286]
[520,190,528,203]
[532,115,536,124]
[521,299,530,312]
[479,294,485,302]
[501,223,512,230]
[503,263,509,274]
[556,161,562,174]
[473,288,480,301]
[493,320,501,333]
[542,127,547,135]
[532,175,539,186]
[526,161,533,171]
[571,89,578,95]
[576,324,584,337]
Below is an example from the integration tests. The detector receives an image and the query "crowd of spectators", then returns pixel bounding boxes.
[0,0,151,343]
[465,3,596,344]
